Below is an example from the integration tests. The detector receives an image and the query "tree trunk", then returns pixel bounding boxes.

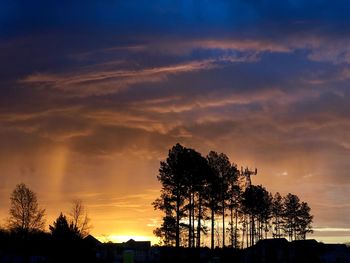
[230,206,233,248]
[211,208,215,249]
[197,196,202,248]
[251,215,254,246]
[242,218,245,249]
[246,215,249,247]
[192,193,195,247]
[176,195,180,248]
[234,208,238,248]
[222,202,225,247]
[188,193,192,248]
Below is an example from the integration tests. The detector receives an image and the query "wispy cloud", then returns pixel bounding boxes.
[20,55,254,97]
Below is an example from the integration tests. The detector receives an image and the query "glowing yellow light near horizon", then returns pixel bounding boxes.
[96,235,159,245]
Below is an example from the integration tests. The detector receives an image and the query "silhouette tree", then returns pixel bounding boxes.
[182,148,208,248]
[205,154,221,249]
[208,151,231,247]
[154,143,188,247]
[226,163,240,248]
[49,213,80,240]
[153,193,177,246]
[296,201,313,240]
[153,145,314,248]
[49,213,85,262]
[8,183,46,233]
[282,194,314,241]
[207,151,232,247]
[153,215,177,246]
[187,150,209,248]
[69,199,91,238]
[183,148,196,248]
[241,185,271,246]
[283,193,301,241]
[271,192,284,238]
[256,189,272,240]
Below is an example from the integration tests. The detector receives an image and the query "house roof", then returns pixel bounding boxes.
[84,235,102,246]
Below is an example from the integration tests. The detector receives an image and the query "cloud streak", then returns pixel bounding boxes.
[21,54,256,97]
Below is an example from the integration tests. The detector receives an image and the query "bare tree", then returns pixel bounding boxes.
[8,183,46,233]
[69,199,91,238]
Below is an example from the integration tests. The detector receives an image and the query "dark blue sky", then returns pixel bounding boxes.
[2,1,350,36]
[1,0,350,243]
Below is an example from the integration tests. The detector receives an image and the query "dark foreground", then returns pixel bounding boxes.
[0,233,349,263]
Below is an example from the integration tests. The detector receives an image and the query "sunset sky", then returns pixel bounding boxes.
[1,1,350,244]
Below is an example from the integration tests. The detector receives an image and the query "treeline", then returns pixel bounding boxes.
[153,144,313,248]
[4,183,91,237]
[0,183,93,262]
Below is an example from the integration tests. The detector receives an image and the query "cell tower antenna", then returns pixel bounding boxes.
[241,166,257,188]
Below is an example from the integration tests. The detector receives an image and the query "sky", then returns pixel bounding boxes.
[1,0,350,244]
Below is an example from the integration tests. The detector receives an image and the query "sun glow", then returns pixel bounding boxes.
[96,235,159,245]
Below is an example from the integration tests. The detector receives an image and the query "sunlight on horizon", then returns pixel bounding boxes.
[96,234,159,245]
[94,233,350,246]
